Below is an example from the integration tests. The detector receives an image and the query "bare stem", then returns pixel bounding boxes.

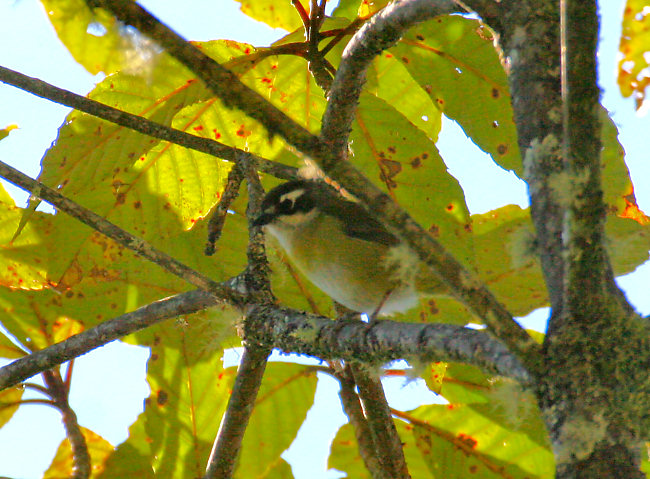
[0,289,219,390]
[43,369,91,479]
[203,153,273,479]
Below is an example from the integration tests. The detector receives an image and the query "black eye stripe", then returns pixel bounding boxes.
[261,180,317,217]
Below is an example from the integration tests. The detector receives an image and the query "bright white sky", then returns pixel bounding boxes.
[0,1,648,478]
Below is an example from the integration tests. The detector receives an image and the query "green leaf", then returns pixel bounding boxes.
[391,16,522,175]
[98,412,155,478]
[0,329,25,360]
[239,53,328,134]
[352,93,472,265]
[40,0,133,75]
[472,205,546,316]
[0,385,23,429]
[0,124,18,142]
[0,201,66,290]
[407,403,554,478]
[422,361,447,395]
[350,93,473,324]
[329,420,433,478]
[44,426,114,478]
[236,363,317,478]
[234,0,305,31]
[140,314,238,477]
[438,363,492,405]
[368,52,443,140]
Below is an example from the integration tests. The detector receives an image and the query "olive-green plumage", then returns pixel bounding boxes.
[254,180,444,315]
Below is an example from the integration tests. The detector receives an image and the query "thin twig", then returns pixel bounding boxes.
[0,160,247,307]
[292,0,311,31]
[0,65,297,181]
[205,164,244,255]
[23,382,52,397]
[0,289,219,390]
[204,153,273,479]
[306,0,333,92]
[320,18,365,57]
[43,369,91,479]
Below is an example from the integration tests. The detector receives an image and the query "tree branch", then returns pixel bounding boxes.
[0,65,297,181]
[204,154,273,479]
[350,363,410,478]
[559,0,623,316]
[43,369,90,479]
[317,0,541,369]
[0,293,530,394]
[245,305,531,383]
[498,1,648,476]
[0,160,246,306]
[0,289,219,390]
[335,365,387,479]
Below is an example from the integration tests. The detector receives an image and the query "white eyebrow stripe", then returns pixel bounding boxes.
[279,188,305,208]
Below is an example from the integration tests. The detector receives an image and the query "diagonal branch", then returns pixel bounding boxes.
[0,160,246,306]
[0,289,220,390]
[0,65,297,181]
[87,0,330,162]
[318,0,542,369]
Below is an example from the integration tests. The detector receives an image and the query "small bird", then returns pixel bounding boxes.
[253,179,444,316]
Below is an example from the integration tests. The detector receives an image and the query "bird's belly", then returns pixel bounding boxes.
[298,257,418,316]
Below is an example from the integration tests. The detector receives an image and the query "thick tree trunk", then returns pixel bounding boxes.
[497,1,649,476]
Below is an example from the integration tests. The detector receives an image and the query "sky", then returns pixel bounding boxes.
[0,1,648,478]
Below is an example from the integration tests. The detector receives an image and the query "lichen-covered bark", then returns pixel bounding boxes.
[497,1,649,476]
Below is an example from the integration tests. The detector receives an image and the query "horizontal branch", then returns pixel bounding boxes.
[0,289,219,390]
[0,65,297,181]
[0,294,531,391]
[0,160,246,306]
[245,305,531,383]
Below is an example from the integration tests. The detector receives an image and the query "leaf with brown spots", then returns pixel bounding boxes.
[408,402,552,479]
[391,16,522,175]
[352,93,473,266]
